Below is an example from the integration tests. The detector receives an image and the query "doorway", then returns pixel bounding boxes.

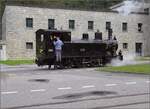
[135,43,142,56]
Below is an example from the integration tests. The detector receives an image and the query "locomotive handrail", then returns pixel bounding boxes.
[64,40,117,44]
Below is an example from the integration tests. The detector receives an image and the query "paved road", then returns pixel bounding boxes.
[1,65,150,109]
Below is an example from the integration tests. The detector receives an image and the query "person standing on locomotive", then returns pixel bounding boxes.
[118,49,123,61]
[53,37,64,65]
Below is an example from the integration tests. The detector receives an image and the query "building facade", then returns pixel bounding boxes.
[1,5,150,60]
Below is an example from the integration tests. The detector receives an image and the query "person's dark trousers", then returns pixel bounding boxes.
[54,61,58,69]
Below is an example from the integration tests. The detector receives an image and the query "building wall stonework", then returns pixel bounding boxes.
[3,5,150,59]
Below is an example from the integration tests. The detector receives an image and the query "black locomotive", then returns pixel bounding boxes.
[35,29,118,69]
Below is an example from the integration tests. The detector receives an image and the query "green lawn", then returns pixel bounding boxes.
[98,64,150,75]
[0,60,35,65]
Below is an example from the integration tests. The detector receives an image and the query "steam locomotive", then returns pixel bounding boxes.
[35,29,118,69]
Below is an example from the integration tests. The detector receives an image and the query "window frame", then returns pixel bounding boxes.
[122,22,128,32]
[106,21,111,30]
[123,43,128,49]
[69,20,75,29]
[48,19,55,29]
[138,23,143,32]
[82,33,89,40]
[88,21,94,30]
[26,42,33,49]
[26,18,33,28]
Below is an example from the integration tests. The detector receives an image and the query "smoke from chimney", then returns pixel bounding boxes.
[116,0,146,15]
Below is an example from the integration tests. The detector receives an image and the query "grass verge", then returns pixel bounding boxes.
[98,64,150,75]
[0,60,35,66]
[135,56,150,61]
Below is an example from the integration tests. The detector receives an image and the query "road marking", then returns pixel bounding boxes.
[1,91,18,95]
[82,85,95,88]
[8,74,16,76]
[58,87,72,90]
[105,84,117,87]
[146,81,150,83]
[30,89,46,92]
[125,82,137,85]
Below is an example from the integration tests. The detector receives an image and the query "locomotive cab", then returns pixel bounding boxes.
[35,29,71,66]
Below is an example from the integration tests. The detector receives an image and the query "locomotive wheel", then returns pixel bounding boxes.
[90,59,98,67]
[90,61,96,67]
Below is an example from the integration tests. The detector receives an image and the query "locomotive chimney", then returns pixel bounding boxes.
[108,28,113,40]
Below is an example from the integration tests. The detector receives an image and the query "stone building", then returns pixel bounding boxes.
[1,3,150,60]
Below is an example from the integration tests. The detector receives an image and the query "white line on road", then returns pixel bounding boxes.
[58,87,72,90]
[125,82,137,85]
[146,81,150,83]
[82,85,95,88]
[105,84,117,87]
[85,69,94,71]
[1,91,18,95]
[30,89,46,92]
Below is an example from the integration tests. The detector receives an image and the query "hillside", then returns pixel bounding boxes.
[1,0,123,17]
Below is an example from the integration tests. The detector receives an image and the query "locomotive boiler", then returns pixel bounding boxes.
[35,29,118,69]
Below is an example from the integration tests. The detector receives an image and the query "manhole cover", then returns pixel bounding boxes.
[28,79,49,83]
[53,91,117,99]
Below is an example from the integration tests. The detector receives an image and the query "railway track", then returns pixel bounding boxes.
[3,92,150,109]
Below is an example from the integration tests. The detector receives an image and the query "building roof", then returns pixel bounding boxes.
[4,0,122,11]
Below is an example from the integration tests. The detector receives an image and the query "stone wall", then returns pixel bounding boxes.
[3,5,150,59]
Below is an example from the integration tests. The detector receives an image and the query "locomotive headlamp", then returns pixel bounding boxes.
[48,49,53,52]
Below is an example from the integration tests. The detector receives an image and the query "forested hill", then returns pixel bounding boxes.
[1,0,123,17]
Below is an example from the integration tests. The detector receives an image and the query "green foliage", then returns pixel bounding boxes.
[0,60,35,65]
[98,64,150,74]
[0,0,5,18]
